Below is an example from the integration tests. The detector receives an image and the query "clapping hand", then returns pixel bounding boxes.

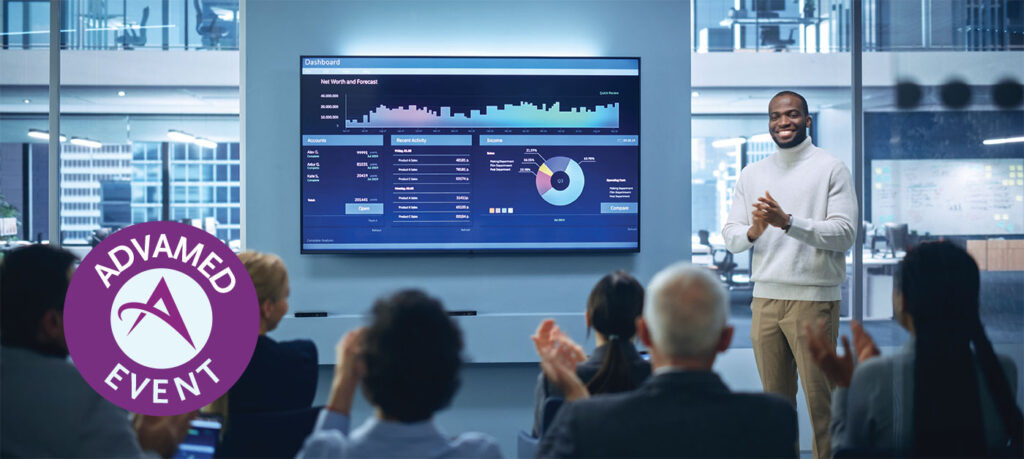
[753,191,789,228]
[532,319,589,401]
[327,327,367,415]
[850,321,881,362]
[804,320,879,388]
[133,411,196,458]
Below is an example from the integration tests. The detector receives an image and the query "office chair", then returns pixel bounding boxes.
[883,223,909,258]
[115,7,149,49]
[761,27,796,52]
[517,397,564,458]
[90,228,114,247]
[517,430,539,458]
[540,397,564,435]
[698,230,712,253]
[194,0,232,48]
[699,230,738,286]
[865,221,888,256]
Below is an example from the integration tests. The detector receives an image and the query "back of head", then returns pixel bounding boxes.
[585,271,645,394]
[642,263,727,360]
[237,251,288,305]
[900,240,979,324]
[900,241,1023,456]
[0,245,78,351]
[362,289,463,423]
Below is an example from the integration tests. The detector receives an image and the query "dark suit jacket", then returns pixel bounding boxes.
[533,342,651,436]
[537,370,797,458]
[228,335,318,413]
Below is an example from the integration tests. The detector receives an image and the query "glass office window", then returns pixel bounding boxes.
[52,0,241,246]
[0,1,48,242]
[57,143,134,243]
[4,0,239,50]
[51,115,239,244]
[693,0,839,53]
[168,142,241,243]
[692,0,1023,326]
[5,0,240,245]
[0,136,49,242]
[694,0,1023,54]
[2,0,50,49]
[859,3,1024,346]
[692,0,1024,447]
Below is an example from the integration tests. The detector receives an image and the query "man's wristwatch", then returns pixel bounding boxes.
[782,214,793,232]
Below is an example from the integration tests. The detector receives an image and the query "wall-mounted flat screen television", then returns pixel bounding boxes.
[300,56,640,253]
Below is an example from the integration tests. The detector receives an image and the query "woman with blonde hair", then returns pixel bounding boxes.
[227,251,318,413]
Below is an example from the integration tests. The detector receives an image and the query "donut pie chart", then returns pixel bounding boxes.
[536,156,585,206]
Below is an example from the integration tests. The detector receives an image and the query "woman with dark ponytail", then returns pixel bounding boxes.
[808,241,1022,456]
[530,271,651,437]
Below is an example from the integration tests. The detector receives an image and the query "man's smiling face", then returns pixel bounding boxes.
[768,93,811,149]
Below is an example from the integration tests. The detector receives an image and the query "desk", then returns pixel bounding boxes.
[692,243,713,267]
[717,16,824,52]
[848,250,903,320]
[719,17,820,26]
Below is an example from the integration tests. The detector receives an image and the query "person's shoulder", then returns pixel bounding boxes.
[730,391,795,417]
[741,155,774,174]
[996,352,1017,372]
[297,429,347,458]
[735,157,775,189]
[575,358,602,382]
[263,337,318,360]
[846,354,903,399]
[810,146,850,171]
[450,431,502,458]
[724,391,797,440]
[633,359,653,379]
[562,386,645,416]
[854,354,902,380]
[278,338,317,354]
[2,347,96,395]
[995,352,1018,385]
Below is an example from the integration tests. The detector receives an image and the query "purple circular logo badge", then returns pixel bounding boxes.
[65,221,259,415]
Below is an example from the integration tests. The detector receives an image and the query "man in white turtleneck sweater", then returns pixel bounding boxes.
[722,91,857,459]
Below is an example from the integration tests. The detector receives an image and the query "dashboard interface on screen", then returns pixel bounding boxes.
[300,57,640,252]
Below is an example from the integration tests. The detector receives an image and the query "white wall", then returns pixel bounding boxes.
[244,0,691,363]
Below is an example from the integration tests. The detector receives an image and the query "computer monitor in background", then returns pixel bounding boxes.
[0,217,16,237]
[884,222,909,258]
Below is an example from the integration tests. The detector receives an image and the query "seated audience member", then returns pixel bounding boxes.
[297,289,501,458]
[536,263,797,458]
[0,245,194,458]
[225,251,317,413]
[808,241,1023,457]
[532,270,651,436]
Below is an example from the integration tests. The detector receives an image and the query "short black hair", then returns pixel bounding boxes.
[771,90,809,116]
[361,289,463,422]
[0,244,78,348]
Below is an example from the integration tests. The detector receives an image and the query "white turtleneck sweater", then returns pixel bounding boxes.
[722,136,858,301]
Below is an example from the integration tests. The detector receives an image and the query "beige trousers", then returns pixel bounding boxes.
[751,297,840,459]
